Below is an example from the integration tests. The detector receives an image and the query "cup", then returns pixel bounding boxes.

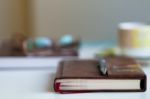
[118,22,150,58]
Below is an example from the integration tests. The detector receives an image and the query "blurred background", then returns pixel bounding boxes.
[1,0,150,58]
[1,0,150,40]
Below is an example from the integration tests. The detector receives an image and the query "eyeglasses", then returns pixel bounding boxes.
[23,34,80,52]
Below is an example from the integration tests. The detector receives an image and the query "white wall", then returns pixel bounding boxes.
[28,0,150,40]
[0,0,150,40]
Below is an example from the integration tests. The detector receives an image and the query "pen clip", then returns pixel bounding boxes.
[98,58,108,76]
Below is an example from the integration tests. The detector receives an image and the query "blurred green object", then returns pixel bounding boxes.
[26,40,34,51]
[96,47,150,66]
[96,48,116,57]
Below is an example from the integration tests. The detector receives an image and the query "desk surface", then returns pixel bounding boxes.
[0,44,149,99]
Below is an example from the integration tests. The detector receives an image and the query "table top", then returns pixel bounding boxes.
[0,43,149,99]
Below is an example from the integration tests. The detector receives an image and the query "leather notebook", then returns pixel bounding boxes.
[54,57,146,93]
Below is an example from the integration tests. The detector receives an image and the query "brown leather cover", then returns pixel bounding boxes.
[54,57,146,93]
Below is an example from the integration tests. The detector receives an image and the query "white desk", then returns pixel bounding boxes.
[0,44,149,99]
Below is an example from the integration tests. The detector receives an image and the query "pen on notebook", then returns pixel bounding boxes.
[98,58,107,76]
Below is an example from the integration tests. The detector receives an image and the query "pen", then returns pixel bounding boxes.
[98,58,107,76]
